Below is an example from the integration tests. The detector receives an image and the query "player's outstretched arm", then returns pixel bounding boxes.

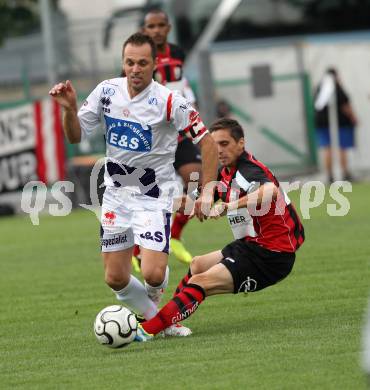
[206,183,277,219]
[49,80,81,144]
[227,182,278,212]
[194,133,218,222]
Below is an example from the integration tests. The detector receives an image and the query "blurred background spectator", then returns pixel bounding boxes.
[216,99,232,119]
[314,67,358,183]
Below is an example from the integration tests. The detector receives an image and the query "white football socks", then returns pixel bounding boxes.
[145,266,169,307]
[113,275,157,320]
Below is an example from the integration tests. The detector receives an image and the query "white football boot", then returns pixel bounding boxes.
[164,323,192,337]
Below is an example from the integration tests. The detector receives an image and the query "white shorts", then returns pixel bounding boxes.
[100,187,172,253]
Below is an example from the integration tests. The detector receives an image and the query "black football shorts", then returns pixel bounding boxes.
[221,239,295,294]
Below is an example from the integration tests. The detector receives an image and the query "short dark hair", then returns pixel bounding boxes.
[209,118,244,142]
[143,8,169,25]
[122,32,157,61]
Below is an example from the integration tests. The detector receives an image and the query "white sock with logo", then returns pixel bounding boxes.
[145,266,169,307]
[113,275,157,320]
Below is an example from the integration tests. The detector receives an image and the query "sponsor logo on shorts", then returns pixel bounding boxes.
[238,277,257,293]
[102,211,116,226]
[139,231,163,242]
[101,234,128,247]
[225,257,235,263]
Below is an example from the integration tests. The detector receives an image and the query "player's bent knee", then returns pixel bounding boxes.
[190,255,208,274]
[142,268,166,287]
[190,256,202,274]
[105,271,129,291]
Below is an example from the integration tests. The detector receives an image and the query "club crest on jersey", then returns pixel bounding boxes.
[102,87,115,96]
[148,97,158,105]
[104,116,152,152]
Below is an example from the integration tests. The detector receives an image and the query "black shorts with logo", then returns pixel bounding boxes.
[173,138,201,171]
[221,239,295,294]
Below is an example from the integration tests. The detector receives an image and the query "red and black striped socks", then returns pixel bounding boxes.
[141,283,205,335]
[173,268,192,296]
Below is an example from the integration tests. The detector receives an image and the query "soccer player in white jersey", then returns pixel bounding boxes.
[49,32,218,337]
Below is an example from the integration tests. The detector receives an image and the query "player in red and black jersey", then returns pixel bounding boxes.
[135,118,305,340]
[133,9,201,267]
[143,9,196,103]
[214,141,304,254]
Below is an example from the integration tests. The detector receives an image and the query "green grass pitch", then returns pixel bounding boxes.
[0,183,369,389]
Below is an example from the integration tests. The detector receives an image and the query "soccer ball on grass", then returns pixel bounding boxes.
[94,305,137,348]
